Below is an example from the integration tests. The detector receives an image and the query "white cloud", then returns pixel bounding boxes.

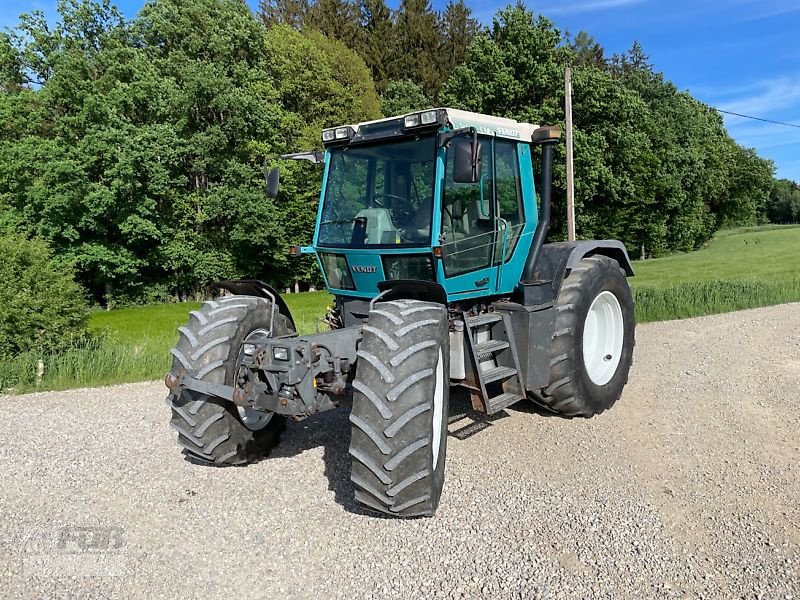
[734,0,800,21]
[534,0,644,16]
[714,75,800,121]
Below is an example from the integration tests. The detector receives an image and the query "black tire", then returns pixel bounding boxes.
[349,300,450,517]
[167,295,292,465]
[539,256,635,417]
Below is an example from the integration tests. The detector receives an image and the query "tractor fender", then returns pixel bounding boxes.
[214,279,296,331]
[376,279,448,305]
[533,240,634,297]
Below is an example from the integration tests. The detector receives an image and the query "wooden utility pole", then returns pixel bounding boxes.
[565,67,576,241]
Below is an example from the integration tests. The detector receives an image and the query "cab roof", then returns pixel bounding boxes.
[349,108,540,143]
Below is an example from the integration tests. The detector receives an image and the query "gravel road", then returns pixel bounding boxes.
[2,304,799,599]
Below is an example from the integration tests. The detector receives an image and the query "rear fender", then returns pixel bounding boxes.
[214,279,297,331]
[523,241,633,304]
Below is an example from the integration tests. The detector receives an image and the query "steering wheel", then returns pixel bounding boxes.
[370,193,406,208]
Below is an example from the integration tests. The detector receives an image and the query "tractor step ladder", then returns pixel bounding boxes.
[464,312,526,415]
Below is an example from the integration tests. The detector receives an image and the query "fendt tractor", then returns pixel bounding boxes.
[165,108,636,517]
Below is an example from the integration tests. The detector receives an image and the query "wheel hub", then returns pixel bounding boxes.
[582,291,624,386]
[236,329,275,431]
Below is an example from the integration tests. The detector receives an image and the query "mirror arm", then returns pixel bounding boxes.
[437,127,476,148]
[470,128,478,173]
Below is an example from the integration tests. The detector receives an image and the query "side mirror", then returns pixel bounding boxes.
[265,166,280,198]
[452,138,482,184]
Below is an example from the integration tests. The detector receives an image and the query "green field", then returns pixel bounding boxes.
[3,225,799,393]
[631,225,800,321]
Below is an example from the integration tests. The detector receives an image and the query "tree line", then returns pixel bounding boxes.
[0,0,783,306]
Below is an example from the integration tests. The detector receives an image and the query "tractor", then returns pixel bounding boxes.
[165,108,636,517]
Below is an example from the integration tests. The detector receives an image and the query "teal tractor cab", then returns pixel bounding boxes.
[166,108,636,517]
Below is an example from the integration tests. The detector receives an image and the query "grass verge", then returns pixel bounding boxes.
[4,226,800,393]
[1,291,332,394]
[633,279,800,323]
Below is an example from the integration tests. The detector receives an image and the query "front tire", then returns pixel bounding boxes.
[349,300,450,517]
[539,256,635,417]
[167,296,292,465]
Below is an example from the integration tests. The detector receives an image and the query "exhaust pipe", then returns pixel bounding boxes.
[522,127,561,282]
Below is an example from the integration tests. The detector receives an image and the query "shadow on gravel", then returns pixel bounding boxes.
[243,388,530,516]
[181,390,552,516]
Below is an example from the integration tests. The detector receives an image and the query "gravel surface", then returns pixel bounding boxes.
[2,304,799,599]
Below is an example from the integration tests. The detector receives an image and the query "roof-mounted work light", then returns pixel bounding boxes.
[322,125,355,145]
[403,110,445,130]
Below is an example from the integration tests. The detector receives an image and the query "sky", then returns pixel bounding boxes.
[2,0,798,182]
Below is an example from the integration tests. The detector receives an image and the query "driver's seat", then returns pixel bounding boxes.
[354,208,399,244]
[408,197,432,241]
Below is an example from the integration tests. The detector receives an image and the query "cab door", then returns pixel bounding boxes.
[438,136,499,299]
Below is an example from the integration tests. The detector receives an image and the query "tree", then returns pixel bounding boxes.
[392,0,440,98]
[437,0,479,79]
[264,25,382,285]
[357,0,395,90]
[258,0,310,29]
[0,232,89,357]
[380,79,430,115]
[306,0,361,48]
[441,4,774,256]
[0,33,25,93]
[766,179,800,223]
[569,30,605,68]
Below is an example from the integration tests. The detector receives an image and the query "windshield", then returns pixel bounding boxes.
[317,136,436,247]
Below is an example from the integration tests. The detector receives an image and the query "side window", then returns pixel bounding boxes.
[494,141,524,262]
[441,137,494,277]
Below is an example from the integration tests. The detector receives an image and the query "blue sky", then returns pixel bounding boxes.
[2,0,798,181]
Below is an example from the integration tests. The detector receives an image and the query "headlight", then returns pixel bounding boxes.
[382,254,435,281]
[404,113,421,128]
[272,347,289,361]
[420,110,438,124]
[319,253,355,290]
[323,126,354,144]
[404,110,441,129]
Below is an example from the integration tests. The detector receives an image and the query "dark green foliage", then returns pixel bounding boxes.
[0,233,89,357]
[390,0,440,97]
[0,0,380,303]
[0,0,781,313]
[766,179,800,223]
[441,5,775,256]
[380,79,430,116]
[306,0,361,48]
[438,0,479,78]
[259,0,310,29]
[357,0,394,90]
[569,31,605,69]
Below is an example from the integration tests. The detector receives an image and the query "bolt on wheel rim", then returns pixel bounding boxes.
[582,291,624,386]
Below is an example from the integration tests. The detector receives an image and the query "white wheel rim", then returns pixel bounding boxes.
[431,348,444,471]
[237,329,275,431]
[582,291,624,386]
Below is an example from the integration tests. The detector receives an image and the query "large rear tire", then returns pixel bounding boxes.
[167,296,292,465]
[349,300,450,517]
[539,256,635,417]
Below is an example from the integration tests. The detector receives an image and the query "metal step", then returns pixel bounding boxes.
[481,365,517,384]
[474,339,510,360]
[466,312,503,328]
[487,392,525,414]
